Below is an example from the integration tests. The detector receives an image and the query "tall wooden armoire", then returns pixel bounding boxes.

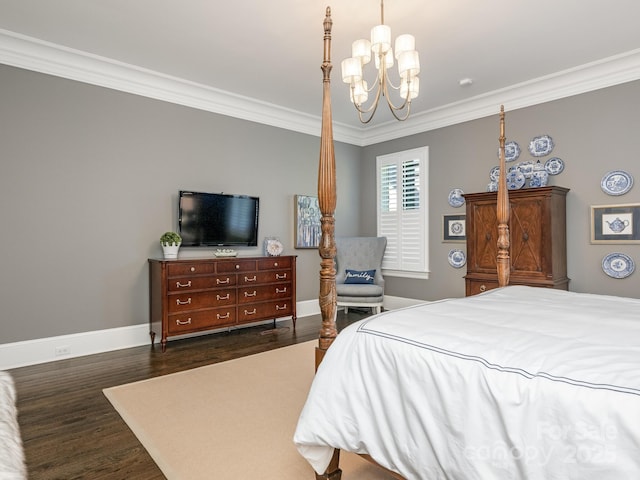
[464,186,569,296]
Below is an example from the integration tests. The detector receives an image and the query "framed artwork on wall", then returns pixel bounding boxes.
[294,194,321,248]
[442,214,466,242]
[590,204,640,244]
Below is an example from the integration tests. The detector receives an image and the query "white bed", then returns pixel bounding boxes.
[294,286,640,479]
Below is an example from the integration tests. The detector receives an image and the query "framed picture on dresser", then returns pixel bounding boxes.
[590,204,640,244]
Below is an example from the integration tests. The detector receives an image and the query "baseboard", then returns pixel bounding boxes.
[0,299,321,370]
[0,298,422,370]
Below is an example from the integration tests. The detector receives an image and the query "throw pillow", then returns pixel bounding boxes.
[344,269,376,284]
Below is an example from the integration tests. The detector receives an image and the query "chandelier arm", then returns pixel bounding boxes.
[354,81,383,123]
[388,99,412,121]
[381,74,412,112]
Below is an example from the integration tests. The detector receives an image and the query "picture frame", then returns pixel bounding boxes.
[590,203,640,244]
[442,214,466,242]
[294,194,321,248]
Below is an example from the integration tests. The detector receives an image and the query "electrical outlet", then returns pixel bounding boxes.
[55,345,71,356]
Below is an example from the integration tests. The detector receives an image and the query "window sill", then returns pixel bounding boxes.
[382,269,430,280]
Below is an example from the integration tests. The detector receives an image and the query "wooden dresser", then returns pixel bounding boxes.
[149,255,296,351]
[464,186,569,296]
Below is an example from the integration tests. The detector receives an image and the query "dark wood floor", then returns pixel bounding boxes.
[9,310,369,480]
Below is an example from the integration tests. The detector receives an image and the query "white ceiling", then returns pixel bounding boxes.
[1,0,640,144]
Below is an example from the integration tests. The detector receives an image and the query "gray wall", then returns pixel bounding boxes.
[2,63,639,345]
[362,80,640,300]
[0,65,361,343]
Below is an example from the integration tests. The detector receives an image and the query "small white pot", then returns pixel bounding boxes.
[161,242,181,259]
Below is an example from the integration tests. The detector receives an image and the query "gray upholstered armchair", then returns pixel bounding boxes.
[335,236,387,314]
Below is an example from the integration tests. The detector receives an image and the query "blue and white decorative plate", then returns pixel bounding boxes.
[544,157,564,175]
[528,135,554,157]
[602,252,635,279]
[497,141,521,162]
[601,170,634,196]
[506,170,526,190]
[448,249,466,268]
[518,161,534,179]
[448,188,465,208]
[489,165,500,182]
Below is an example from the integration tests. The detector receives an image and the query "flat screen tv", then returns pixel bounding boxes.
[178,190,259,247]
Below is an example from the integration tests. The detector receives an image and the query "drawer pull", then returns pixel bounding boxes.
[275,273,287,279]
[276,304,287,310]
[216,278,230,285]
[216,293,230,300]
[176,298,192,305]
[244,291,257,297]
[244,308,257,315]
[190,267,196,272]
[274,262,279,267]
[276,287,287,293]
[235,264,240,270]
[176,281,192,288]
[480,284,487,292]
[176,318,192,326]
[216,312,230,320]
[244,275,257,282]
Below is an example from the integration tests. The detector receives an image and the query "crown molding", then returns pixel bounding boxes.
[1,28,639,147]
[360,48,640,146]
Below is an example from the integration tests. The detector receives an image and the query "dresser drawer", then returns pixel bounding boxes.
[167,262,216,276]
[168,308,237,334]
[216,259,257,273]
[257,257,292,270]
[238,284,292,303]
[168,289,237,313]
[237,300,293,323]
[238,270,291,285]
[465,279,499,296]
[167,274,236,292]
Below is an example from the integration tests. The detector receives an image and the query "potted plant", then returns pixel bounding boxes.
[160,231,182,259]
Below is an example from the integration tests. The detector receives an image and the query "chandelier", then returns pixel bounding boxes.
[341,0,420,123]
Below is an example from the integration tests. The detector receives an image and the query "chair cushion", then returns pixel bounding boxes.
[344,269,376,284]
[336,283,383,297]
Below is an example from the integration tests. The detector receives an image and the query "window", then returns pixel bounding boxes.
[376,146,429,278]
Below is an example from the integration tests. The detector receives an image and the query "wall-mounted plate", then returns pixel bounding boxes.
[602,252,635,279]
[448,249,466,268]
[528,135,554,157]
[448,188,465,208]
[601,170,633,196]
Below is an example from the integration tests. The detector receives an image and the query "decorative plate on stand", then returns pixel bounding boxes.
[506,170,526,190]
[263,237,284,256]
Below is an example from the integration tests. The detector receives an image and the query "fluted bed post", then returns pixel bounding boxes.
[496,106,510,287]
[316,6,339,370]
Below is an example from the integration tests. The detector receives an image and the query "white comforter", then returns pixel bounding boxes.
[294,286,640,479]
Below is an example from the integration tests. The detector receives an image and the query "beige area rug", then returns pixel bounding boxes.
[103,341,397,480]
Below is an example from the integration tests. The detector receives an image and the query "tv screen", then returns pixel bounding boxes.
[178,191,259,247]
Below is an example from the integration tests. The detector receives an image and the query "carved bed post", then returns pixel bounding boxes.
[496,105,510,287]
[316,7,339,370]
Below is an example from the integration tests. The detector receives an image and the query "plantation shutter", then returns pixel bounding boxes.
[377,147,429,278]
